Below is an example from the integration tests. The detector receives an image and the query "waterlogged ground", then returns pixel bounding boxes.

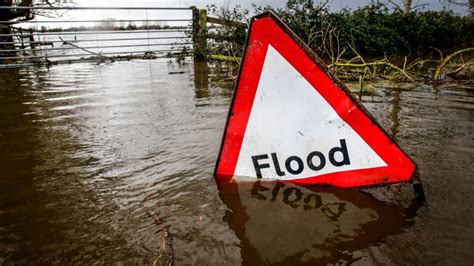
[0,59,473,265]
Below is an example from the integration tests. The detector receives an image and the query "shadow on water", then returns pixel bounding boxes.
[217,180,419,265]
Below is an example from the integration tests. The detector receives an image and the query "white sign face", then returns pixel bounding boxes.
[234,45,387,181]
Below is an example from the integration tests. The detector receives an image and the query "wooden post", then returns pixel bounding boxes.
[192,7,207,61]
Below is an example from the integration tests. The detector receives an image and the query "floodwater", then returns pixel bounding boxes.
[0,59,473,265]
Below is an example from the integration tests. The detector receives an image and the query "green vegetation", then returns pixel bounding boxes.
[262,2,473,58]
[207,1,473,82]
[204,5,248,59]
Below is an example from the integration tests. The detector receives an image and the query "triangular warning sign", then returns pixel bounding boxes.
[214,12,417,187]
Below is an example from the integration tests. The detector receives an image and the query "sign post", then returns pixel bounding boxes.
[214,11,424,202]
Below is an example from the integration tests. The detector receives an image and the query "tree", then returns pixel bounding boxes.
[0,0,34,57]
[403,0,412,15]
[393,0,473,15]
[0,0,34,21]
[96,18,118,30]
[387,0,428,15]
[441,0,474,15]
[0,0,75,59]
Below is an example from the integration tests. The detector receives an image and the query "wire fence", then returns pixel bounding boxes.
[0,6,194,68]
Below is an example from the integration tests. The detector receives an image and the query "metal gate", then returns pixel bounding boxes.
[0,6,194,68]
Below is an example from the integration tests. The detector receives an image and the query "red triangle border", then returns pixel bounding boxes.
[214,12,417,188]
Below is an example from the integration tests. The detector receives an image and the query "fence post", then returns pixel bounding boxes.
[192,7,207,61]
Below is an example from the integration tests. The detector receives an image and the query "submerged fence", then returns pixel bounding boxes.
[0,6,194,68]
[0,6,247,68]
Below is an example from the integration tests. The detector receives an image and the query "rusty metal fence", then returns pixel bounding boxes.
[0,6,194,68]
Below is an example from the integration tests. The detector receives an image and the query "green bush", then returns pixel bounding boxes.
[254,1,473,58]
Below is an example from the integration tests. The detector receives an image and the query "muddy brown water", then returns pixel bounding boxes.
[0,59,473,265]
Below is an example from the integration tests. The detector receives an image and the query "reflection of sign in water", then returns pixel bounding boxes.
[218,181,417,264]
[215,12,418,188]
